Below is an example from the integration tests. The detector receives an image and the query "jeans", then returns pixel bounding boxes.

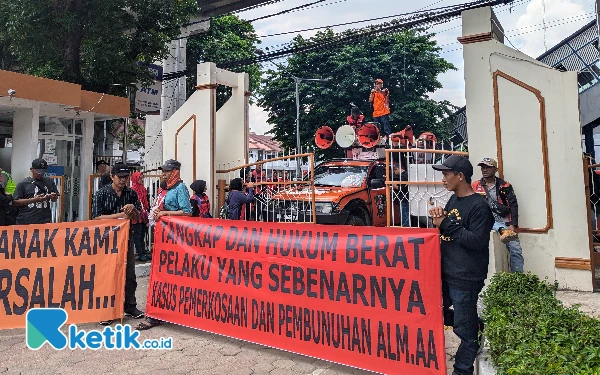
[401,200,409,227]
[372,114,392,137]
[443,281,482,375]
[492,221,524,272]
[125,236,138,310]
[131,223,146,256]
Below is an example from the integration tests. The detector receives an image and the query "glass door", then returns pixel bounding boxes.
[38,133,82,222]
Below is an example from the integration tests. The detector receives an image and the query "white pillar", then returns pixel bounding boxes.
[11,106,40,182]
[80,113,95,221]
[161,39,188,121]
[144,114,163,170]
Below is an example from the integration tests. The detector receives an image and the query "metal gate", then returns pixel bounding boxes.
[216,153,316,223]
[385,147,468,228]
[584,156,600,291]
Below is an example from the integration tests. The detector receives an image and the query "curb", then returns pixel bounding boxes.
[475,348,497,375]
[135,262,152,277]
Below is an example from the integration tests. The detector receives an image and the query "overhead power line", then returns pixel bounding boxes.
[221,0,514,69]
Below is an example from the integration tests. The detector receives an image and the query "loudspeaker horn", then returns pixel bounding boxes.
[390,125,414,147]
[315,126,335,149]
[336,125,357,148]
[357,123,380,148]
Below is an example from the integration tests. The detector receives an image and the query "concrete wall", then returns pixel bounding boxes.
[462,7,592,290]
[163,63,249,215]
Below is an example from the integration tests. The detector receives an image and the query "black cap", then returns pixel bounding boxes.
[96,159,109,167]
[159,159,181,171]
[31,158,48,173]
[432,155,473,177]
[111,163,130,177]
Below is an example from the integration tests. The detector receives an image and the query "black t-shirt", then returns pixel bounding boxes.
[98,173,112,188]
[13,177,59,225]
[438,193,494,290]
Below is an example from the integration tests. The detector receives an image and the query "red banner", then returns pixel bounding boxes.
[146,217,445,375]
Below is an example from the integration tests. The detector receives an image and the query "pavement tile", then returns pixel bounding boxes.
[272,359,297,369]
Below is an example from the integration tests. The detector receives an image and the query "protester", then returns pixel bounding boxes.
[472,157,524,272]
[0,167,17,225]
[226,178,254,220]
[190,179,212,218]
[138,159,191,330]
[368,78,391,144]
[0,167,16,195]
[347,106,365,129]
[13,158,59,225]
[130,171,151,261]
[0,176,13,226]
[429,155,494,375]
[91,163,144,324]
[96,160,112,188]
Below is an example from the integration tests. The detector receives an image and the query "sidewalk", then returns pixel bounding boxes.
[1,275,597,375]
[0,275,460,375]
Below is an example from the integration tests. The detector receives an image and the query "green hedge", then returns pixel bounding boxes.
[482,272,600,375]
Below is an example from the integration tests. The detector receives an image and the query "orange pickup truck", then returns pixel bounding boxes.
[263,159,400,226]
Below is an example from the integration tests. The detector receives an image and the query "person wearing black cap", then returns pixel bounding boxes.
[429,155,494,375]
[91,163,144,323]
[13,158,59,225]
[96,160,112,188]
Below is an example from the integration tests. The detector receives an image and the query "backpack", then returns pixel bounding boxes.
[219,195,230,219]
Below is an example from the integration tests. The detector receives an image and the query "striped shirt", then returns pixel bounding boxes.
[91,184,141,219]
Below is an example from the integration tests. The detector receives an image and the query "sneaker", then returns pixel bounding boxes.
[99,320,113,326]
[476,319,485,355]
[125,307,145,319]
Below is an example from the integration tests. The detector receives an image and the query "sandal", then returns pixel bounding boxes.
[136,318,161,330]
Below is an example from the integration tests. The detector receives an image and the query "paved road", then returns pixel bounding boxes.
[0,276,460,375]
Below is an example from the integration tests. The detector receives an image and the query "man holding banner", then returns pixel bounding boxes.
[430,155,494,375]
[92,163,144,324]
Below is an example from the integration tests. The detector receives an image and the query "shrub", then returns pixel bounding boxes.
[482,272,600,375]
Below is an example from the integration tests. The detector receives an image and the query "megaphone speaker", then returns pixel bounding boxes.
[315,126,335,149]
[357,123,380,148]
[336,125,357,148]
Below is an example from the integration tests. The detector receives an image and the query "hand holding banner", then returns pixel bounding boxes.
[0,220,129,329]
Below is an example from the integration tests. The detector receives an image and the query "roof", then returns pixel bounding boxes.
[537,20,597,61]
[249,132,282,152]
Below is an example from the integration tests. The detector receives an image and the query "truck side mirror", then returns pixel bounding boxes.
[370,178,385,189]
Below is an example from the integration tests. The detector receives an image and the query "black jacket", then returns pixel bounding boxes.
[472,177,519,226]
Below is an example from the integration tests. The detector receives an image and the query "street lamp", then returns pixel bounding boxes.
[293,76,329,177]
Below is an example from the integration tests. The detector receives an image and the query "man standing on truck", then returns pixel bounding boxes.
[368,78,391,145]
[429,155,494,375]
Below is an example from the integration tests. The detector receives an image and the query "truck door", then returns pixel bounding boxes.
[368,163,388,226]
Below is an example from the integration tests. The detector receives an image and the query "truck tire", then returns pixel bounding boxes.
[346,214,366,226]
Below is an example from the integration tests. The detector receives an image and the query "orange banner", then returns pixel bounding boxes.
[0,220,129,329]
[147,217,445,375]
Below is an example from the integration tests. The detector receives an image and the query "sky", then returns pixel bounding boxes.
[234,0,597,134]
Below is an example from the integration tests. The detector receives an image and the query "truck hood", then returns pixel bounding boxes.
[272,185,364,203]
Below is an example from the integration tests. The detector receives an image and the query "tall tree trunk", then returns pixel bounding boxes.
[54,0,85,84]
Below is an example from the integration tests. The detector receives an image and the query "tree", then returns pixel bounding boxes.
[186,15,262,109]
[258,27,456,157]
[0,0,198,95]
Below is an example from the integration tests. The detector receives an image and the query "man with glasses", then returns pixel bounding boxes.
[472,157,524,272]
[91,163,144,324]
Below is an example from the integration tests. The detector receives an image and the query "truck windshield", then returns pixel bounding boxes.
[312,165,368,187]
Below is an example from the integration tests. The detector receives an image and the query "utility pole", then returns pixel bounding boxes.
[293,76,329,178]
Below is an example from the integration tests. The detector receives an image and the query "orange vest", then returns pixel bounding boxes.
[372,90,390,117]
